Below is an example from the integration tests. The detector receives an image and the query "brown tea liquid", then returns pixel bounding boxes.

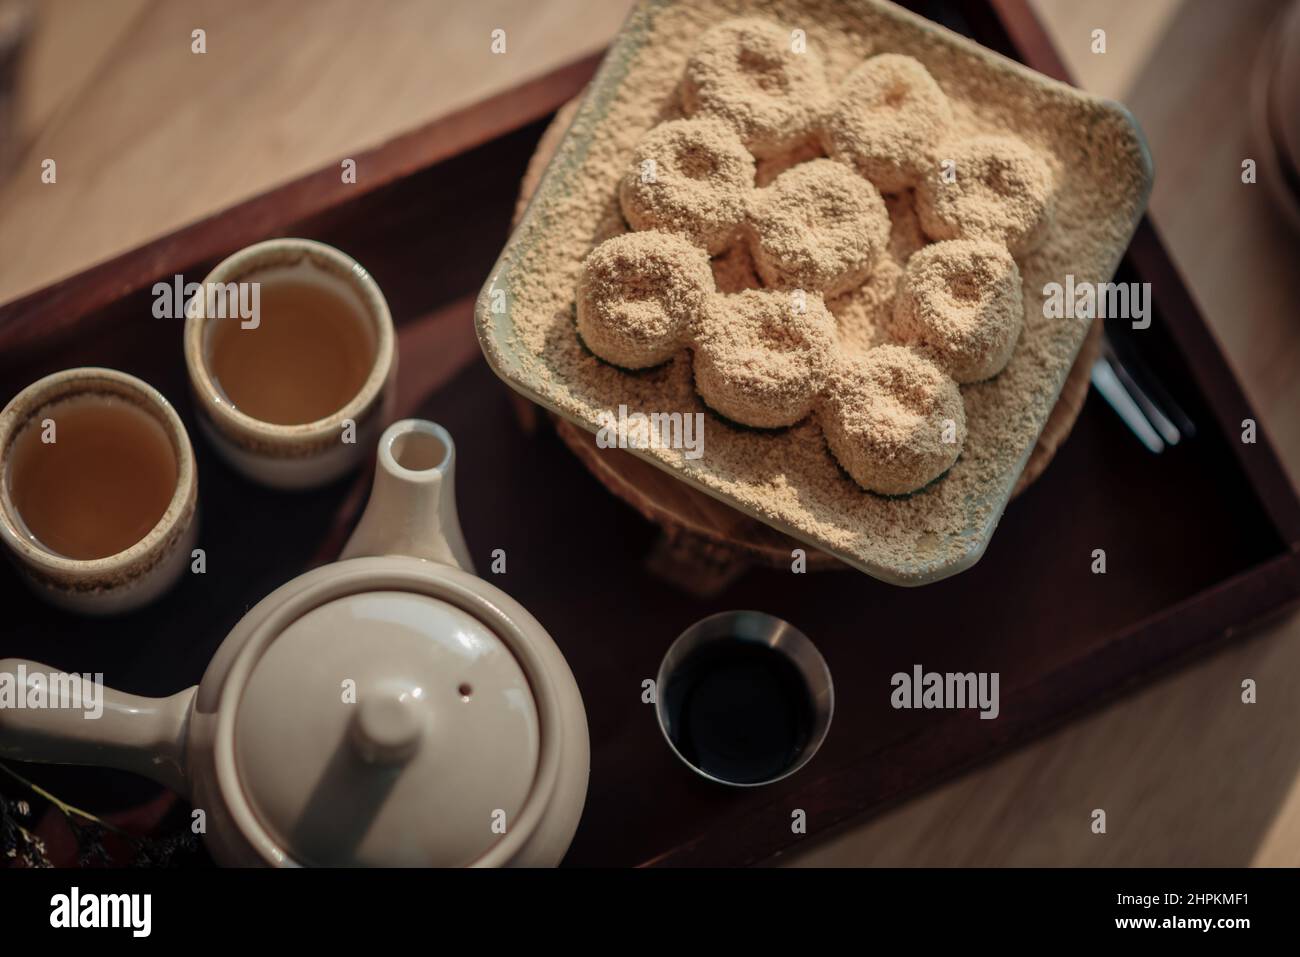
[7,395,178,560]
[207,274,375,425]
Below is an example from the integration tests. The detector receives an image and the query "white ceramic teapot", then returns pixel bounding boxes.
[0,419,589,867]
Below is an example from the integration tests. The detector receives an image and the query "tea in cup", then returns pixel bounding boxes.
[183,238,396,489]
[0,367,198,615]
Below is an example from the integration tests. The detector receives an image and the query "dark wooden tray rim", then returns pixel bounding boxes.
[1,1,1297,869]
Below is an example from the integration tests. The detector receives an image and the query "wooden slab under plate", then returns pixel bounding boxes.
[1,0,1298,868]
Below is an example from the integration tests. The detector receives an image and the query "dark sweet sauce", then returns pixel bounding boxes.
[664,640,814,785]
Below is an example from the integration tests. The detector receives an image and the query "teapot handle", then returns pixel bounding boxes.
[0,659,193,795]
[341,419,475,573]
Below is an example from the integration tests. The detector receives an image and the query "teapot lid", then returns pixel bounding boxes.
[230,588,540,866]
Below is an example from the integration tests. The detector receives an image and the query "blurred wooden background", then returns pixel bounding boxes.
[0,0,1296,866]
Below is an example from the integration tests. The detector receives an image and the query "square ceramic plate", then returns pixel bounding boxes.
[475,0,1153,585]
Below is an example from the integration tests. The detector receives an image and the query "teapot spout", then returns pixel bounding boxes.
[341,419,475,573]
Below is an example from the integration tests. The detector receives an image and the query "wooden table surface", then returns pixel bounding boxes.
[1,0,1297,867]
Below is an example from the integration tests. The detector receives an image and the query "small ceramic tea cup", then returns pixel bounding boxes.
[656,610,833,787]
[0,367,198,616]
[183,238,397,490]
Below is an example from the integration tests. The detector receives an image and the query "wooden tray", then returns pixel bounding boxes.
[2,0,1298,868]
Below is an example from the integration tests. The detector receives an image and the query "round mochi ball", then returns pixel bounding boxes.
[682,16,829,160]
[576,231,714,369]
[748,158,892,298]
[692,288,836,429]
[820,54,953,194]
[820,345,966,495]
[619,117,756,255]
[893,239,1023,383]
[916,134,1055,256]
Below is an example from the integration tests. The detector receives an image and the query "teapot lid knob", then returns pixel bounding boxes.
[350,690,425,765]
